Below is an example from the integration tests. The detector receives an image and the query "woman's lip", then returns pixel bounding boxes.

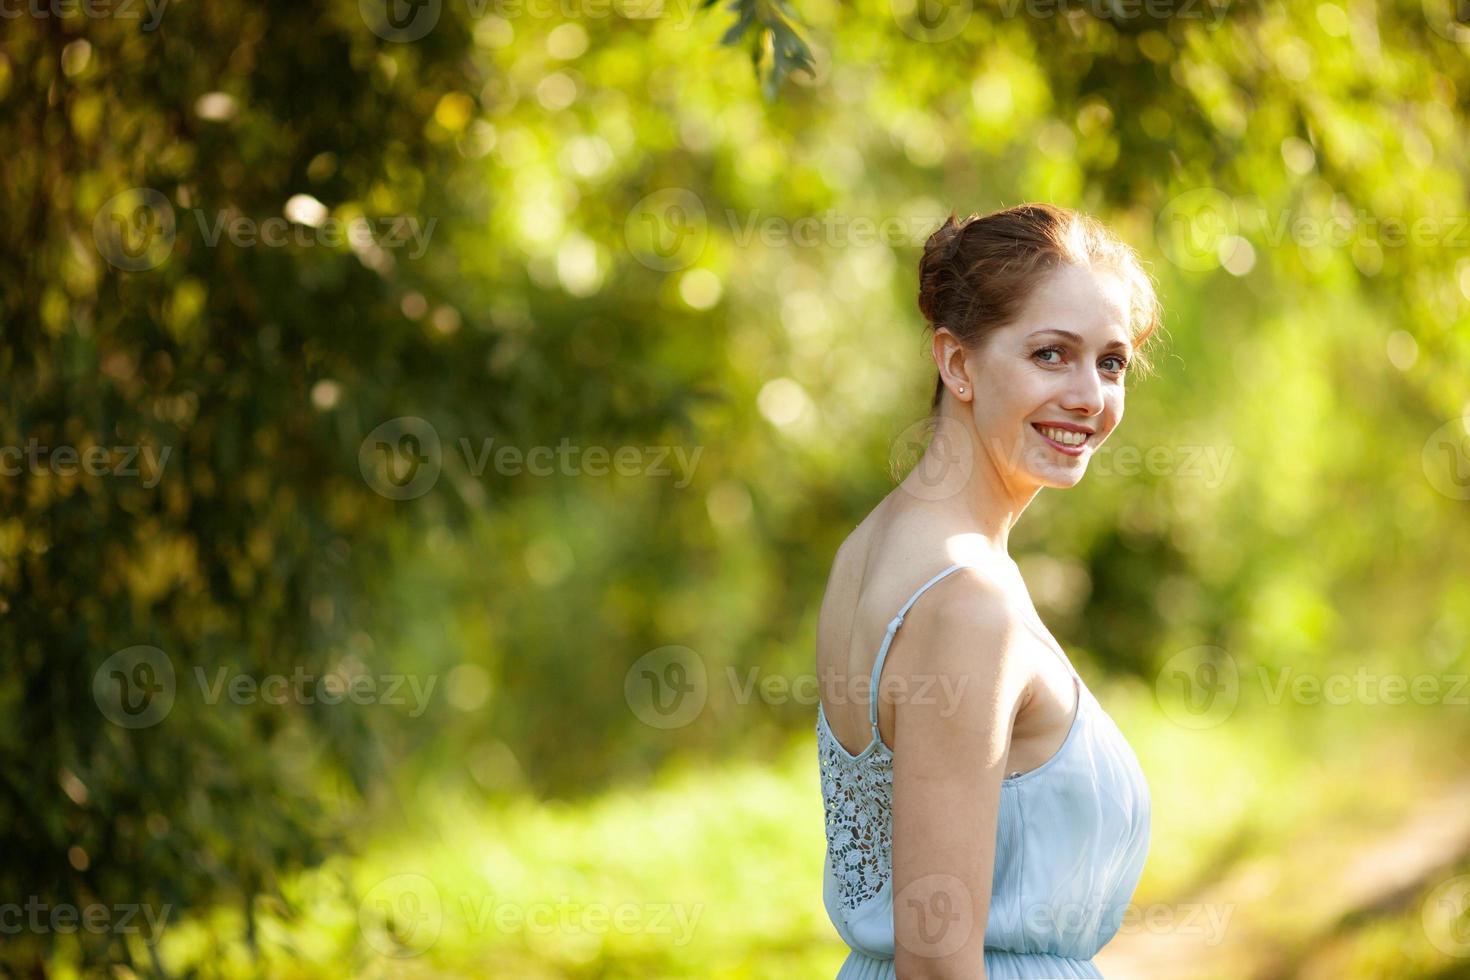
[1032,424,1088,456]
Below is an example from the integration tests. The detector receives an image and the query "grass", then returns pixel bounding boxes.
[41,677,1470,978]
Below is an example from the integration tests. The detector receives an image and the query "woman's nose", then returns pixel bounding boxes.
[1061,370,1106,416]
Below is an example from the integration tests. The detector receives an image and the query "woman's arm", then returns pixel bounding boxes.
[889,570,1030,980]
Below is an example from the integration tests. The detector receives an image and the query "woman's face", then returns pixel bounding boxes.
[966,263,1133,490]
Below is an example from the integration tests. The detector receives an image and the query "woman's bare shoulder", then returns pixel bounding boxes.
[823,498,1020,605]
[818,510,880,625]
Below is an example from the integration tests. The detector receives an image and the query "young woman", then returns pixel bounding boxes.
[815,204,1161,979]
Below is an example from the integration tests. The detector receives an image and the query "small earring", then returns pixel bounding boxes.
[957,386,966,394]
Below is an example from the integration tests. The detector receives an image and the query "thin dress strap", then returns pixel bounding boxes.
[867,563,974,742]
[865,561,1082,746]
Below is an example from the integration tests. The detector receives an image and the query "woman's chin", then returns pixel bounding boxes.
[1031,464,1088,489]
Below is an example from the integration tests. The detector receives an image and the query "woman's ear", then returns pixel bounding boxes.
[932,329,973,402]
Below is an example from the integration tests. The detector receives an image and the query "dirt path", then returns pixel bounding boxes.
[1093,775,1470,979]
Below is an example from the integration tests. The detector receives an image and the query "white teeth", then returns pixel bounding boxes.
[1038,425,1087,446]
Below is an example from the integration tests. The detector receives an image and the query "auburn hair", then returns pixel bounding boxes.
[917,203,1164,409]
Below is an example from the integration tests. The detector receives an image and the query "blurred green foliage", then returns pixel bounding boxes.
[1,0,1468,973]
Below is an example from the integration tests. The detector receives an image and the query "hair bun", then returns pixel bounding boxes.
[917,211,968,329]
[923,212,965,265]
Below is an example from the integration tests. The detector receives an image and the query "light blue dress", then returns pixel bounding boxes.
[816,563,1152,978]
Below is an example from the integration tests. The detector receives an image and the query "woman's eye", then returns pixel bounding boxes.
[1104,356,1128,373]
[1033,347,1062,363]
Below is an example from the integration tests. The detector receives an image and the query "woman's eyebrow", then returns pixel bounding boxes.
[1027,328,1133,353]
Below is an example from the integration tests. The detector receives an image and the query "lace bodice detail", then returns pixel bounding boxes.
[816,707,895,911]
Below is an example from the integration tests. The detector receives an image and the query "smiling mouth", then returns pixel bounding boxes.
[1032,424,1090,453]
